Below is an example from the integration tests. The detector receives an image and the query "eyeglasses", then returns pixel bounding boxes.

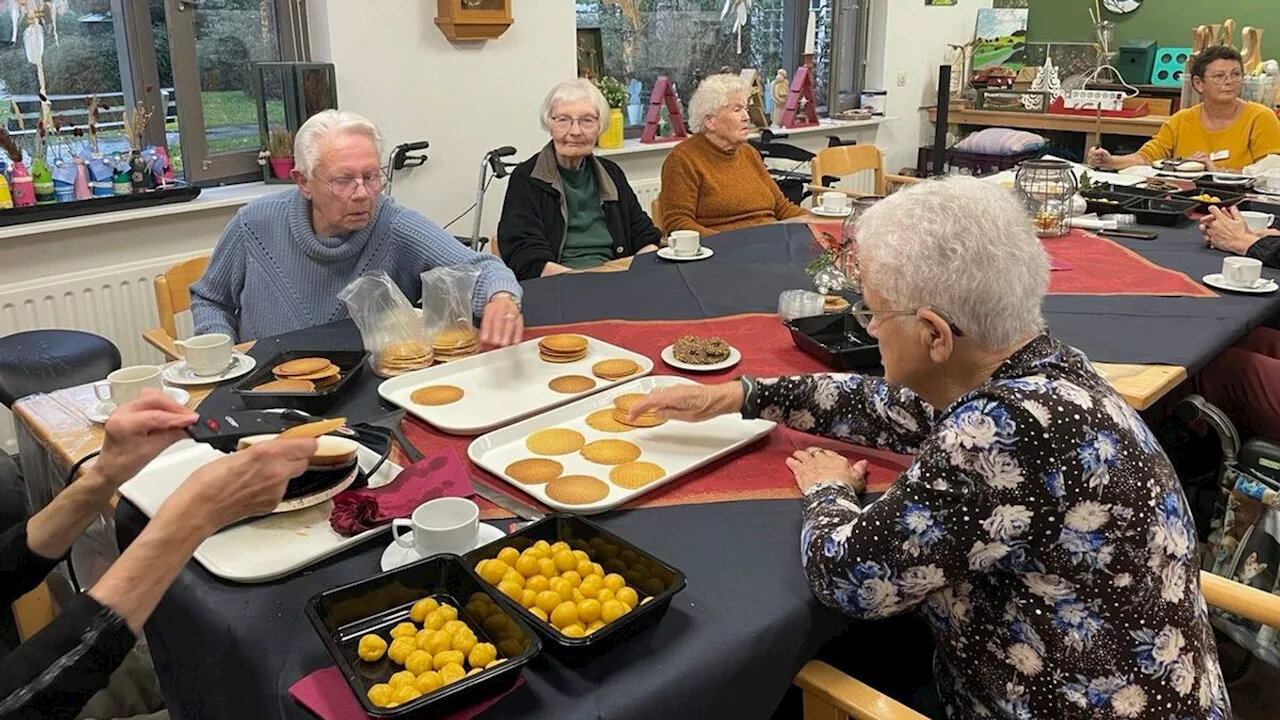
[318,171,386,197]
[850,298,965,337]
[551,115,599,131]
[1204,71,1244,85]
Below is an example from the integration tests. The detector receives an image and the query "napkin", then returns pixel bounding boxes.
[289,665,524,720]
[329,448,470,535]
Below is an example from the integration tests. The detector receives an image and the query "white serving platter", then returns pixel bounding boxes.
[378,335,654,435]
[467,376,776,514]
[117,440,401,583]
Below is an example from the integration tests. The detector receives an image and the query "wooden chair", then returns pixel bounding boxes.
[809,145,920,199]
[11,581,55,641]
[794,570,1280,719]
[143,255,209,360]
[651,198,664,236]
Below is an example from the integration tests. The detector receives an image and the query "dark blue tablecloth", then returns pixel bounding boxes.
[115,219,1280,720]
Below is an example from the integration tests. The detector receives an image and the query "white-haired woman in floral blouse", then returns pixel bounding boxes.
[628,176,1228,719]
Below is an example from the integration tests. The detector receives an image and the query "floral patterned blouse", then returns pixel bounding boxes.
[747,335,1229,720]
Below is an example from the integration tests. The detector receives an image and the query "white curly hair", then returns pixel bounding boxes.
[293,109,383,178]
[687,73,749,134]
[540,79,612,133]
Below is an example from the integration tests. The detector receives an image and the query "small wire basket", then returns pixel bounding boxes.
[1016,159,1078,238]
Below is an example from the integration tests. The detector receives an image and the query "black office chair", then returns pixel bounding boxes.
[749,131,861,205]
[0,329,122,409]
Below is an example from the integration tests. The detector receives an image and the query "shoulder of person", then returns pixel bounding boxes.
[1242,101,1280,125]
[509,152,540,180]
[235,188,296,227]
[384,200,450,244]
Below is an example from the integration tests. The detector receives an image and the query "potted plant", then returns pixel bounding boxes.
[596,76,628,150]
[264,130,295,179]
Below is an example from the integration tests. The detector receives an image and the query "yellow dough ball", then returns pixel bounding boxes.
[387,637,417,665]
[537,557,558,579]
[577,598,602,624]
[496,546,520,567]
[616,586,639,609]
[550,541,571,555]
[392,684,422,704]
[425,629,453,656]
[560,570,582,589]
[469,642,498,668]
[497,579,523,602]
[571,549,590,563]
[515,554,540,578]
[525,574,550,594]
[389,622,418,639]
[572,589,586,604]
[452,631,477,657]
[388,669,416,688]
[560,624,586,638]
[549,578,574,603]
[404,650,433,675]
[367,683,394,708]
[587,619,606,634]
[603,573,626,592]
[552,550,577,573]
[575,559,595,578]
[438,663,466,685]
[414,628,434,650]
[433,649,465,671]
[357,634,387,662]
[600,599,626,623]
[550,601,579,629]
[532,539,553,556]
[437,605,458,622]
[441,620,467,636]
[529,607,549,622]
[535,590,563,614]
[579,575,603,599]
[592,562,606,577]
[520,588,538,609]
[409,597,440,623]
[596,588,615,605]
[424,609,447,631]
[500,569,526,589]
[479,560,509,585]
[413,671,442,694]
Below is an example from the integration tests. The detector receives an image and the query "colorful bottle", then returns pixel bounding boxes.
[112,155,131,196]
[10,161,35,207]
[89,156,113,197]
[31,158,55,205]
[0,176,13,209]
[129,152,148,194]
[73,157,92,200]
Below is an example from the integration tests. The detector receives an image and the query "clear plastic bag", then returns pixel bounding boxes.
[338,271,433,377]
[421,266,481,362]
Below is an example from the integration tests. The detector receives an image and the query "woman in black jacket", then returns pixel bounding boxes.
[498,79,661,280]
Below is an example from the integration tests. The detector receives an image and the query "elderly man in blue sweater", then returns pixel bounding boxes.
[191,110,524,346]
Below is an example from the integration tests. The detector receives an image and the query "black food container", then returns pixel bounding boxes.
[785,313,882,371]
[232,349,369,413]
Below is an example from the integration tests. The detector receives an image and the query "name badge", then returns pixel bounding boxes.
[1211,149,1230,162]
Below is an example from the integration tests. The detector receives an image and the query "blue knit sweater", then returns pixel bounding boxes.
[190,189,522,342]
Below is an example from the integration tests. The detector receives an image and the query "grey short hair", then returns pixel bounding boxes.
[293,109,383,178]
[687,73,749,134]
[855,175,1049,350]
[540,79,612,133]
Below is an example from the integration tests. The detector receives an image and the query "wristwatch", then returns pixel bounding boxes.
[491,291,522,311]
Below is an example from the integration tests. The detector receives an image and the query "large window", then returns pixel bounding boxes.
[574,0,868,134]
[0,0,307,186]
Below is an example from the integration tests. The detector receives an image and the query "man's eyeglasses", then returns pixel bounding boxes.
[1204,71,1244,85]
[850,298,965,337]
[319,171,386,197]
[551,115,600,131]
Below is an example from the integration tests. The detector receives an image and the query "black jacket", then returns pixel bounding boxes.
[497,143,661,280]
[1247,235,1280,268]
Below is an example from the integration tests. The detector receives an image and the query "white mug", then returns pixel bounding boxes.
[392,497,479,558]
[820,192,850,213]
[1241,211,1276,233]
[94,365,163,406]
[175,333,233,376]
[668,230,701,257]
[1262,170,1280,192]
[1223,256,1264,288]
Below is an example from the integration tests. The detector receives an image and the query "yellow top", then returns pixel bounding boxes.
[1139,102,1280,170]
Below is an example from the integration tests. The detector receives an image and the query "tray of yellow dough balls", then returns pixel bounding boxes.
[306,554,541,716]
[466,375,776,514]
[460,513,687,661]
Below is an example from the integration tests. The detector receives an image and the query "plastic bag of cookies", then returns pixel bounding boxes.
[338,271,434,377]
[421,266,481,363]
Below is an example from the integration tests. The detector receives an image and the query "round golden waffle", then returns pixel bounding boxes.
[252,378,314,392]
[273,357,331,376]
[580,439,642,465]
[609,461,667,489]
[545,475,609,505]
[548,375,596,394]
[525,428,586,456]
[591,358,641,380]
[538,334,589,354]
[584,408,635,433]
[410,385,465,406]
[504,458,564,484]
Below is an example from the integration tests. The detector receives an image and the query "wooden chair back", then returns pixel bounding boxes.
[811,145,886,197]
[651,198,664,236]
[155,256,209,340]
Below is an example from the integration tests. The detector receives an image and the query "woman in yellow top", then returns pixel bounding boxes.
[1087,46,1280,172]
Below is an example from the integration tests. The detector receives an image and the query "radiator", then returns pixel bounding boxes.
[0,251,206,454]
[632,179,661,217]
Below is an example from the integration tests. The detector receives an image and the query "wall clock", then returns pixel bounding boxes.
[435,0,513,42]
[1101,0,1142,14]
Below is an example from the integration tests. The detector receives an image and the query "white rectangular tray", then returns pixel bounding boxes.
[378,336,654,435]
[467,376,776,514]
[117,440,401,584]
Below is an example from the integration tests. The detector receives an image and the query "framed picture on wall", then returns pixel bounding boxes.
[577,28,604,80]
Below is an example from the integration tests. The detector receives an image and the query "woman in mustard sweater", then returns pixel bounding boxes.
[658,74,808,235]
[1087,46,1280,172]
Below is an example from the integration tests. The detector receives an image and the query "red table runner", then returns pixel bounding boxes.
[396,314,912,519]
[808,223,1215,298]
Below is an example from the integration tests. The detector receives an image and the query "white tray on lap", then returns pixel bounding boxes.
[467,376,776,515]
[117,440,402,583]
[378,336,653,435]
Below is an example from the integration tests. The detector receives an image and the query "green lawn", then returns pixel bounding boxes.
[164,90,284,173]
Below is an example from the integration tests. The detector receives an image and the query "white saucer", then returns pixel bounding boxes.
[1202,273,1279,294]
[86,387,191,424]
[162,353,256,386]
[656,246,714,262]
[810,206,853,218]
[660,343,742,373]
[1252,185,1280,197]
[1207,173,1253,186]
[380,523,506,572]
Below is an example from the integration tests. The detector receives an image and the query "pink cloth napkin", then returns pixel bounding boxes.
[289,665,524,719]
[329,448,470,536]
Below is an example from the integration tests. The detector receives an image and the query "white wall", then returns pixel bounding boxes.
[867,0,993,174]
[307,0,577,241]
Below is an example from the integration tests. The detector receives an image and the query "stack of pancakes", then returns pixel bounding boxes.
[237,434,361,502]
[377,341,433,376]
[611,393,665,428]
[538,334,588,363]
[433,328,480,363]
[253,357,343,392]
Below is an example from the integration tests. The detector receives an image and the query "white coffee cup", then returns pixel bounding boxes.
[820,192,850,213]
[392,497,479,558]
[174,333,233,376]
[668,230,702,257]
[94,365,163,407]
[1262,169,1280,192]
[1241,211,1276,233]
[1223,256,1264,288]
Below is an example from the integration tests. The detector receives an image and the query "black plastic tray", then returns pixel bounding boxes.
[1128,197,1196,227]
[231,349,369,413]
[1240,199,1280,217]
[0,185,201,226]
[1195,174,1257,194]
[785,313,882,371]
[461,514,687,664]
[306,554,541,718]
[1090,182,1169,200]
[1080,191,1139,216]
[1170,188,1245,215]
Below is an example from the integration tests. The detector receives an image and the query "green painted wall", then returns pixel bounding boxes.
[1026,1,1280,49]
